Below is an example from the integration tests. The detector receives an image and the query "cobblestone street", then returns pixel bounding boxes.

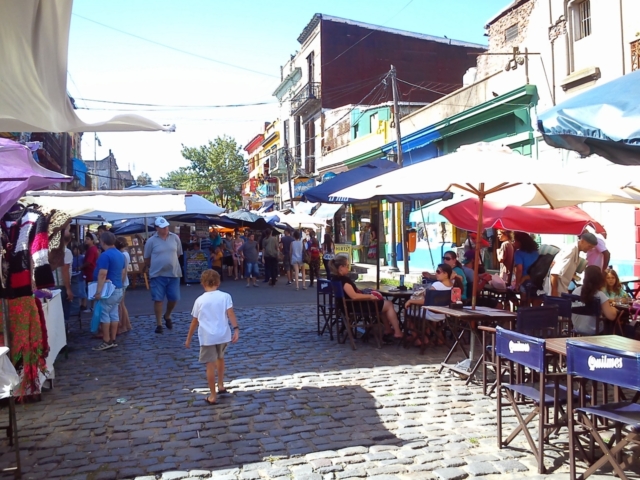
[0,301,635,479]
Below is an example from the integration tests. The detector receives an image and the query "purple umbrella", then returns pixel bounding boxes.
[0,138,71,218]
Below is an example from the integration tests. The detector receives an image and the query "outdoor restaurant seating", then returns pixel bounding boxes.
[495,327,571,474]
[561,293,603,336]
[543,295,573,336]
[482,305,560,396]
[404,289,451,354]
[331,281,383,350]
[566,340,640,480]
[316,279,336,340]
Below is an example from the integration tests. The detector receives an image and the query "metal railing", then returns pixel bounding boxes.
[290,82,321,114]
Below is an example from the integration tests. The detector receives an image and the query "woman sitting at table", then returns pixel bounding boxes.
[572,266,618,335]
[330,256,403,340]
[422,251,468,301]
[602,268,630,300]
[405,263,462,346]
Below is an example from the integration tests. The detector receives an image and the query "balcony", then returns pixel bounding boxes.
[290,82,321,118]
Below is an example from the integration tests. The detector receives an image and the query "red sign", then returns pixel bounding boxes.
[249,178,258,192]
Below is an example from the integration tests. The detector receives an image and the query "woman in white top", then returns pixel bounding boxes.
[115,237,132,334]
[404,263,461,347]
[290,231,306,290]
[571,265,617,335]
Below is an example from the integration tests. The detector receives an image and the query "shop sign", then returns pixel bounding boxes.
[334,243,352,257]
[249,178,258,192]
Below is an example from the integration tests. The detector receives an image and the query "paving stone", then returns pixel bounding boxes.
[464,461,500,476]
[493,459,529,473]
[432,467,469,480]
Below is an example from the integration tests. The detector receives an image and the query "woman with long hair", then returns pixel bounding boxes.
[405,263,462,346]
[290,231,307,290]
[602,268,630,300]
[496,229,514,284]
[330,255,403,340]
[307,231,321,287]
[115,236,132,334]
[572,266,617,335]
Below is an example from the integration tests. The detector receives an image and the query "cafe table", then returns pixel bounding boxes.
[377,285,414,319]
[426,305,516,384]
[545,334,640,358]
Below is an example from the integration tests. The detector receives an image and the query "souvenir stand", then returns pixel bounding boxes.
[119,234,148,290]
[0,137,73,478]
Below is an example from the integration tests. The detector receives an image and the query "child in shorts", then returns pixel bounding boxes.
[185,269,239,405]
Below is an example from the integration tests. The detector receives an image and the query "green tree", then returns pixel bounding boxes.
[136,172,153,186]
[159,136,247,209]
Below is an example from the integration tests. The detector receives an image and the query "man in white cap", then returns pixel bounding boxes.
[144,217,183,333]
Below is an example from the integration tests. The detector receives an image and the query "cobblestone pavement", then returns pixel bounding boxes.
[0,304,637,479]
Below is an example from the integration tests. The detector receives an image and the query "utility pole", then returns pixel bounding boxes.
[390,65,409,275]
[283,143,295,209]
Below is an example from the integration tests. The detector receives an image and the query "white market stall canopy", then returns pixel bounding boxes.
[0,0,172,133]
[22,189,187,219]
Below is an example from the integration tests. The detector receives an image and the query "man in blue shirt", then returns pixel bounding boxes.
[93,232,126,351]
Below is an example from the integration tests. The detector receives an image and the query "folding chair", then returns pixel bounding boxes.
[495,326,570,474]
[405,290,451,354]
[482,305,560,397]
[317,279,336,340]
[543,295,573,336]
[562,293,602,336]
[567,341,640,480]
[331,281,382,350]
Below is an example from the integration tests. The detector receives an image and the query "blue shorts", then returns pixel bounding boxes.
[245,262,260,278]
[99,288,123,324]
[150,276,181,302]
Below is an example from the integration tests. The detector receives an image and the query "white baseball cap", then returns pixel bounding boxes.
[155,217,170,228]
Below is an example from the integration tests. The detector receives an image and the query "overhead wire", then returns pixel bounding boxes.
[72,13,278,78]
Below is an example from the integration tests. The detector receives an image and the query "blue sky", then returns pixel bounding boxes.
[68,0,509,181]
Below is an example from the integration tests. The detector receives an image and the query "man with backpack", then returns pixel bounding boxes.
[545,232,598,297]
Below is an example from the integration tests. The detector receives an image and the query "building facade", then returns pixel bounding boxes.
[86,149,123,190]
[271,13,486,204]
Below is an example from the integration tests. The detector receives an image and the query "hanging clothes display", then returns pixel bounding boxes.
[0,203,54,396]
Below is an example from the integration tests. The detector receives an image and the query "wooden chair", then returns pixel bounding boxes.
[331,281,382,350]
[567,340,640,480]
[495,327,571,474]
[405,290,451,354]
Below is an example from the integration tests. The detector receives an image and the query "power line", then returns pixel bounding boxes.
[396,78,449,96]
[72,13,278,78]
[75,97,277,109]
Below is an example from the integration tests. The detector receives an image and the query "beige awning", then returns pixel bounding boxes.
[0,0,172,133]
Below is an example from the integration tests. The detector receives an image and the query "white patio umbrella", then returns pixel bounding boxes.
[279,212,327,229]
[331,143,637,307]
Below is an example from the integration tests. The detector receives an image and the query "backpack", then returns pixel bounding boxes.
[526,253,555,290]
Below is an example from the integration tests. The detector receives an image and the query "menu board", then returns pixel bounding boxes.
[195,220,209,238]
[184,250,210,284]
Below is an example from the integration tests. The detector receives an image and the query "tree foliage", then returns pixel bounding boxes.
[159,136,247,210]
[136,172,153,186]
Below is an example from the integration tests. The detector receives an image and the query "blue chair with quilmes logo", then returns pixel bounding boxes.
[317,279,336,340]
[566,340,640,480]
[495,326,572,474]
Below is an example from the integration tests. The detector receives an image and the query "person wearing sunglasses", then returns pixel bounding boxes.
[329,255,403,340]
[405,263,463,347]
[422,251,468,301]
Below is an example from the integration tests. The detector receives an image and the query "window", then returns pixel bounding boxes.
[576,0,591,40]
[632,39,640,72]
[370,113,379,134]
[505,24,519,43]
